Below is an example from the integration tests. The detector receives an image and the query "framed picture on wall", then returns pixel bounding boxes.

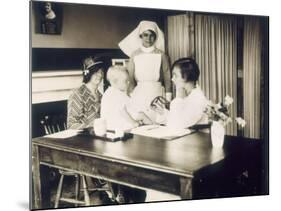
[33,1,63,34]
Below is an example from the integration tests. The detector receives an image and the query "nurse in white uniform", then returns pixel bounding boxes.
[118,20,172,121]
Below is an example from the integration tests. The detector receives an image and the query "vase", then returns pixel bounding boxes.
[93,118,107,136]
[210,121,225,148]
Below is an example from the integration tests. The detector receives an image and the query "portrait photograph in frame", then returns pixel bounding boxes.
[30,0,269,210]
[33,1,63,34]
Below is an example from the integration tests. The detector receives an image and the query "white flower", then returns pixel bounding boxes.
[224,95,234,106]
[215,103,222,110]
[218,112,228,120]
[84,69,89,75]
[235,117,246,128]
[207,100,214,107]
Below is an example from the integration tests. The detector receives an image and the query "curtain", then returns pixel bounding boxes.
[243,17,262,139]
[195,14,238,135]
[167,12,195,64]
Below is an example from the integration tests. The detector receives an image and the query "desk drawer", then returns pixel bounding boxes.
[39,146,185,195]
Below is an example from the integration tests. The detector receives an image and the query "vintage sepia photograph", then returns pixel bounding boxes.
[30,0,269,210]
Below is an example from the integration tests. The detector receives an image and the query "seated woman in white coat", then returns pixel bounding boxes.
[154,58,209,130]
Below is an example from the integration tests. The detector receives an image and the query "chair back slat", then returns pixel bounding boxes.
[40,114,67,135]
[63,122,67,131]
[56,124,60,132]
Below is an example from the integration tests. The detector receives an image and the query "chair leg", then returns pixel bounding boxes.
[81,176,90,206]
[75,175,80,207]
[107,182,116,201]
[116,185,126,204]
[54,174,64,208]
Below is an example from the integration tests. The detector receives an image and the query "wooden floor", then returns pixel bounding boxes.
[145,189,180,202]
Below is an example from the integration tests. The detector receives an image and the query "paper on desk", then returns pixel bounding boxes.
[44,129,82,139]
[130,125,191,140]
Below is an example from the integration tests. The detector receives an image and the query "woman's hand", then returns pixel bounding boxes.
[150,102,165,115]
[136,112,153,125]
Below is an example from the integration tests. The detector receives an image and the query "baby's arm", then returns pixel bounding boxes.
[120,106,139,128]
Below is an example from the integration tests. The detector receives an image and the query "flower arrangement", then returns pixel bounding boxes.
[204,95,246,128]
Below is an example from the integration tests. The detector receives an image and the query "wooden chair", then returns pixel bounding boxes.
[40,114,116,207]
[40,114,67,135]
[54,170,116,207]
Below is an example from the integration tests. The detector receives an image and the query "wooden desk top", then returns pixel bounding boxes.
[32,132,261,177]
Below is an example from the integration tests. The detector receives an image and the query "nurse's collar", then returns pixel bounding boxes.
[141,45,155,53]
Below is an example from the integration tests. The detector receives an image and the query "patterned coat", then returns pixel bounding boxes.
[67,84,102,129]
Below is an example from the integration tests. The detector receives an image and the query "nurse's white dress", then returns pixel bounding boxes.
[131,53,162,112]
[128,47,171,121]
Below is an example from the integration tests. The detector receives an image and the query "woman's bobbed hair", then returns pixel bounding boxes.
[171,57,200,84]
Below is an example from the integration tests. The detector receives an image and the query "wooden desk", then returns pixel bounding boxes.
[31,132,266,209]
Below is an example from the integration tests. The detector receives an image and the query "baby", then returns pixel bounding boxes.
[101,66,152,131]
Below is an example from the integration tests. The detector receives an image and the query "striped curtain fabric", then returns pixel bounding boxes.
[195,14,238,135]
[243,17,262,139]
[167,12,195,64]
